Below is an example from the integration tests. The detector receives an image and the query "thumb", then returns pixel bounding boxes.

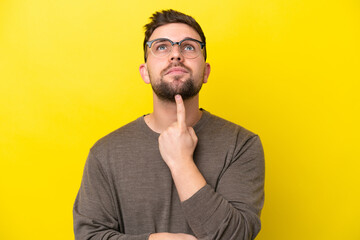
[187,127,198,143]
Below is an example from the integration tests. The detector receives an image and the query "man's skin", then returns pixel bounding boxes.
[139,23,211,240]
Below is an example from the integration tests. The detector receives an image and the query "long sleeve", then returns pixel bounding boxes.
[73,111,265,239]
[73,151,151,240]
[181,135,265,240]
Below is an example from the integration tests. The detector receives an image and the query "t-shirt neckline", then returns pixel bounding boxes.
[138,108,211,140]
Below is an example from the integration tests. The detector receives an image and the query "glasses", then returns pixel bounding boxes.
[146,38,205,60]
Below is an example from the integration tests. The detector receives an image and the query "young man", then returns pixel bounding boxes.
[73,9,265,240]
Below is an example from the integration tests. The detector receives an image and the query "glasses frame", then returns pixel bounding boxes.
[145,37,206,60]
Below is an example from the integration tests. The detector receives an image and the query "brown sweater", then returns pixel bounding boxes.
[73,109,265,240]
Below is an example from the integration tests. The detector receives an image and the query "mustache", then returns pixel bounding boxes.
[160,63,192,76]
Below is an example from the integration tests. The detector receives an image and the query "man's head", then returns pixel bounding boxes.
[143,9,207,62]
[139,10,210,103]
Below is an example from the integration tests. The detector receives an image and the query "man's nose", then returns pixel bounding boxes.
[169,44,183,62]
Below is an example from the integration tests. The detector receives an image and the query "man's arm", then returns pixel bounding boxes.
[73,151,152,240]
[149,233,197,240]
[180,135,265,240]
[74,150,199,240]
[158,95,265,240]
[158,94,206,202]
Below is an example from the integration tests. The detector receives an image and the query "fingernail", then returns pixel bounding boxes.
[175,95,181,100]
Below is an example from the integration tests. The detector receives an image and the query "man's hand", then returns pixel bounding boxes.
[158,94,198,170]
[158,94,206,202]
[149,233,198,240]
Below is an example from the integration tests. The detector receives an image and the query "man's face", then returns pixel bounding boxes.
[140,23,210,102]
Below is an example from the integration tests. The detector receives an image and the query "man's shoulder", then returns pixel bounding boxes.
[90,116,145,154]
[203,110,257,140]
[203,110,263,158]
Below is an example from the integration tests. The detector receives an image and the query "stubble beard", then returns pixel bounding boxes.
[149,64,204,103]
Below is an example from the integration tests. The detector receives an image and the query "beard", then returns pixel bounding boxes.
[149,63,204,102]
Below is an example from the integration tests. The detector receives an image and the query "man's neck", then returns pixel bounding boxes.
[144,93,202,133]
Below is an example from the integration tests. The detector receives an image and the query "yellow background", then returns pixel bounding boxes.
[1,0,359,239]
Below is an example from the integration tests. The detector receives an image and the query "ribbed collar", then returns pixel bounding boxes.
[137,108,211,140]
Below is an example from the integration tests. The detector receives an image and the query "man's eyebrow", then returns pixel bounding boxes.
[151,37,201,42]
[179,37,202,41]
[156,38,169,42]
[182,37,198,40]
[147,38,169,43]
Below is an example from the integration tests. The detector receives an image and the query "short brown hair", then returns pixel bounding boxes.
[143,9,207,62]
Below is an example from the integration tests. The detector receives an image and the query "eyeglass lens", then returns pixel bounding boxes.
[151,39,202,59]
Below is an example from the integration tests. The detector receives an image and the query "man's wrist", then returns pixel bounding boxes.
[169,160,206,202]
[167,156,194,173]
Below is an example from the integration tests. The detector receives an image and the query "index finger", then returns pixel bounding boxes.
[175,94,186,128]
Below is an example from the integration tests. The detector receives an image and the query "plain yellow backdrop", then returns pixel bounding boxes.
[1,0,359,239]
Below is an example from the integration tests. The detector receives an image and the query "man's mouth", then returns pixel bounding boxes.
[165,67,189,75]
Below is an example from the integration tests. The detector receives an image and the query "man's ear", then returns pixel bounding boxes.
[203,63,211,83]
[139,63,150,84]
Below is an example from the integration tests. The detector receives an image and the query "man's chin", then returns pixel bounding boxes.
[150,76,201,102]
[156,93,197,103]
[164,75,187,83]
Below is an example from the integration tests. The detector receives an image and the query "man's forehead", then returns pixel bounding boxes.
[149,23,202,42]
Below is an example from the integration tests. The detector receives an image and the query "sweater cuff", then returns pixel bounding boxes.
[181,184,228,238]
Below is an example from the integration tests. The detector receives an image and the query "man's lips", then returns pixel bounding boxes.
[165,67,189,75]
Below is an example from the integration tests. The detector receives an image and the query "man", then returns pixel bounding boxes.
[73,9,265,240]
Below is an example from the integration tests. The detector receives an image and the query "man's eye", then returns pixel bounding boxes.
[156,44,168,51]
[183,45,195,51]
